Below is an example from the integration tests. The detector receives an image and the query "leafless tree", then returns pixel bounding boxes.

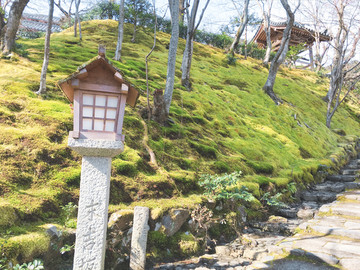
[74,0,81,40]
[180,0,210,89]
[229,0,249,56]
[37,0,55,95]
[262,0,299,105]
[1,0,29,54]
[256,0,274,66]
[145,0,156,121]
[324,0,360,127]
[163,0,180,116]
[114,0,125,61]
[299,0,331,72]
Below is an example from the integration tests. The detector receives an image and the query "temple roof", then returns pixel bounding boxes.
[20,13,62,33]
[252,21,331,50]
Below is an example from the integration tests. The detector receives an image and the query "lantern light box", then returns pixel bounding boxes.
[58,46,139,141]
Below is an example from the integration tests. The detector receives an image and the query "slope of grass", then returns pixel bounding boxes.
[0,20,359,263]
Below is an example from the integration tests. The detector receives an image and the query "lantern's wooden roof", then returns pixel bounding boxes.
[252,21,331,51]
[57,53,139,107]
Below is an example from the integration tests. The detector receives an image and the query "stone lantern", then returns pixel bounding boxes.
[58,45,138,142]
[58,46,139,270]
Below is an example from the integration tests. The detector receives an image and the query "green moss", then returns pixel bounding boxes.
[52,167,81,188]
[246,160,274,174]
[112,159,138,177]
[212,161,231,173]
[0,232,50,263]
[0,203,18,228]
[0,20,359,262]
[190,141,217,159]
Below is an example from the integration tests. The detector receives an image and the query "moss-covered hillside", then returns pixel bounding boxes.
[0,20,359,263]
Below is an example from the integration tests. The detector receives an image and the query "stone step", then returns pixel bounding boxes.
[308,224,360,240]
[344,163,360,170]
[330,204,360,217]
[313,182,345,193]
[327,175,356,182]
[341,169,360,175]
[301,191,337,203]
[283,237,360,258]
[341,190,360,201]
[344,182,360,190]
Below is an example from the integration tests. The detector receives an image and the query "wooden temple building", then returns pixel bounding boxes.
[252,21,331,67]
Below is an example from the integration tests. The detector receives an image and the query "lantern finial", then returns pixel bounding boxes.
[98,45,106,57]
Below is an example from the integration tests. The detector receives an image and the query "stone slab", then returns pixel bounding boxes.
[130,206,150,270]
[327,175,356,182]
[323,242,360,257]
[68,138,124,157]
[73,156,112,270]
[340,259,360,270]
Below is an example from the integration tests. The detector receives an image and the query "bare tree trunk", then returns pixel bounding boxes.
[37,0,54,95]
[308,45,314,70]
[146,0,157,121]
[257,0,274,65]
[229,0,249,56]
[74,16,77,37]
[131,18,137,43]
[244,24,247,59]
[2,0,29,54]
[164,0,180,115]
[75,0,81,40]
[262,0,299,104]
[114,0,125,61]
[181,0,210,89]
[0,2,5,45]
[179,0,185,23]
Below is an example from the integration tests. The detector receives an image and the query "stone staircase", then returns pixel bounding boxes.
[153,153,360,270]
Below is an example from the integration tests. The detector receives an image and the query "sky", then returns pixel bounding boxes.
[23,0,288,34]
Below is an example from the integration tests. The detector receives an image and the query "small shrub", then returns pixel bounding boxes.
[13,259,44,270]
[60,202,78,227]
[226,54,237,65]
[199,171,256,202]
[261,192,287,209]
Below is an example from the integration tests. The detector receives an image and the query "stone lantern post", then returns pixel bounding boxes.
[58,46,139,270]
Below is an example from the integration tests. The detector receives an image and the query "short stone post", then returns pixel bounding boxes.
[130,206,150,270]
[69,139,124,270]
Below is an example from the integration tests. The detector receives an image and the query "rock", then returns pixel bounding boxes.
[302,201,318,209]
[108,209,134,231]
[330,182,345,193]
[161,209,190,236]
[237,205,247,223]
[277,208,297,218]
[301,191,317,201]
[215,245,231,256]
[344,182,360,189]
[317,191,336,203]
[327,175,356,182]
[342,169,360,175]
[45,225,62,239]
[297,209,314,219]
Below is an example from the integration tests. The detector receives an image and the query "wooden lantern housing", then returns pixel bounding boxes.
[58,47,139,141]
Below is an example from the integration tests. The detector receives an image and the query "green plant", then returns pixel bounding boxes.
[226,54,237,65]
[199,171,256,202]
[261,192,287,208]
[60,244,74,255]
[60,202,78,227]
[12,259,44,270]
[286,182,297,194]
